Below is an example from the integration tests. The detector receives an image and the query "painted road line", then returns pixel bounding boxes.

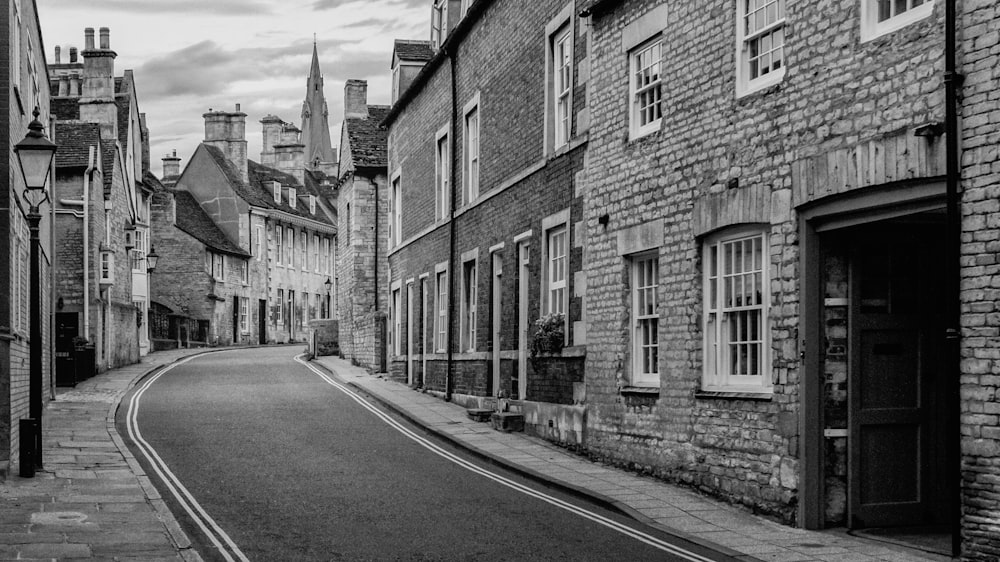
[126,353,250,562]
[297,355,720,562]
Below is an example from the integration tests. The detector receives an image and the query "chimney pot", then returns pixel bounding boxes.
[55,46,61,64]
[84,28,95,50]
[99,27,110,49]
[69,47,78,63]
[235,103,241,112]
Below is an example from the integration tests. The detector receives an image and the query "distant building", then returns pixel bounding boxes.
[301,42,337,176]
[48,27,155,373]
[335,80,390,372]
[383,0,590,443]
[2,0,53,478]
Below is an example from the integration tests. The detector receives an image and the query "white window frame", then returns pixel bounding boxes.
[287,227,295,267]
[276,289,284,327]
[702,226,772,394]
[275,224,283,266]
[99,250,115,285]
[860,0,934,41]
[13,211,26,333]
[541,210,570,317]
[631,252,660,387]
[390,171,401,248]
[431,0,448,48]
[313,234,321,272]
[12,0,21,93]
[241,260,249,284]
[300,230,308,270]
[390,285,402,356]
[132,229,147,272]
[391,65,401,104]
[460,250,479,352]
[435,125,450,220]
[545,6,574,153]
[628,35,663,139]
[323,238,332,274]
[735,0,787,97]
[288,187,297,209]
[273,181,281,203]
[463,94,480,206]
[239,297,250,334]
[434,263,449,353]
[212,253,226,281]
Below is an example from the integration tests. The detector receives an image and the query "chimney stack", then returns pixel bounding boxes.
[162,149,181,178]
[69,47,78,63]
[69,74,80,96]
[260,115,284,167]
[99,27,110,49]
[274,124,305,184]
[80,26,118,140]
[203,103,248,183]
[84,28,95,50]
[55,46,61,64]
[344,79,369,119]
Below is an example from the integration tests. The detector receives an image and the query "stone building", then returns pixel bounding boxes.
[578,0,998,558]
[2,0,52,477]
[335,79,390,372]
[48,28,155,373]
[383,0,591,441]
[154,105,336,346]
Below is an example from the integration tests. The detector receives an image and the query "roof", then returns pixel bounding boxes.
[142,170,166,193]
[116,96,131,148]
[114,77,125,93]
[54,122,101,169]
[393,40,435,63]
[345,105,390,169]
[100,143,117,190]
[173,190,250,257]
[51,97,81,121]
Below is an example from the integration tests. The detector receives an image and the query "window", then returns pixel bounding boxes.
[256,226,264,260]
[303,292,309,322]
[12,0,21,93]
[431,0,448,48]
[313,235,320,272]
[300,230,307,270]
[323,238,332,274]
[309,195,316,215]
[286,227,295,267]
[545,226,567,315]
[240,260,249,284]
[276,289,284,327]
[275,225,283,265]
[737,0,786,96]
[391,65,401,104]
[552,25,573,148]
[273,181,281,203]
[435,128,450,220]
[434,270,448,352]
[99,250,115,285]
[631,254,659,386]
[390,173,401,247]
[132,229,146,271]
[289,188,297,209]
[861,0,933,41]
[463,102,480,205]
[703,228,771,393]
[239,297,250,333]
[629,36,662,138]
[211,253,225,281]
[390,288,401,355]
[461,258,477,352]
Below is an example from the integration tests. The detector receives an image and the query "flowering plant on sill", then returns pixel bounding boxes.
[530,312,565,359]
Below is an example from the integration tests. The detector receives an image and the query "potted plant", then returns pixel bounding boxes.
[530,312,565,359]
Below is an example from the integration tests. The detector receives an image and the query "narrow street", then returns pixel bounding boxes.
[116,346,728,561]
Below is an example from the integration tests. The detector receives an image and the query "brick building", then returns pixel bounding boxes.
[155,105,336,346]
[335,79,390,372]
[2,0,52,478]
[383,0,591,442]
[578,0,998,558]
[48,28,155,374]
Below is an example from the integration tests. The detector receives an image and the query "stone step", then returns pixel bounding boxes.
[491,412,524,433]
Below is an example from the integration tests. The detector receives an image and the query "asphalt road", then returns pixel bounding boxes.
[117,346,725,561]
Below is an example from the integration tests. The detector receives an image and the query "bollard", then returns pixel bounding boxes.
[19,418,37,478]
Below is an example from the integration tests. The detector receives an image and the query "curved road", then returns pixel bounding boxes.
[117,346,727,561]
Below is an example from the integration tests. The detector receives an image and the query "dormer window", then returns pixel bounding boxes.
[288,188,297,208]
[431,0,448,48]
[309,195,316,215]
[272,181,282,204]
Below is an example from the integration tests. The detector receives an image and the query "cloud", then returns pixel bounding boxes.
[39,0,274,15]
[313,0,425,11]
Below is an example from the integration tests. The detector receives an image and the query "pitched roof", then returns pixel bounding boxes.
[100,143,117,190]
[51,97,81,121]
[116,96,131,148]
[142,170,166,193]
[173,190,250,257]
[345,105,390,169]
[393,40,435,63]
[54,122,101,169]
[248,160,335,225]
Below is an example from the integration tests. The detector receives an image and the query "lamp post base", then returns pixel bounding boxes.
[18,418,38,478]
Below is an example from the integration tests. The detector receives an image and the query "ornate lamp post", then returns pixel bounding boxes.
[146,245,159,273]
[13,108,57,477]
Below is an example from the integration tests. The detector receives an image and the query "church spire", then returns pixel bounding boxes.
[301,39,335,172]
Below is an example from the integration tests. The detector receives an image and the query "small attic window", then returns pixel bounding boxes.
[310,195,316,215]
[289,187,297,208]
[273,181,282,203]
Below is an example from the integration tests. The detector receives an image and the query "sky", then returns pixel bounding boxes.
[37,0,429,177]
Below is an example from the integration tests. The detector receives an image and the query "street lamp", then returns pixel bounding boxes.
[324,277,332,318]
[146,245,159,273]
[13,108,57,477]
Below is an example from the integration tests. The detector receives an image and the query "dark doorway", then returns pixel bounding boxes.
[55,312,79,386]
[233,296,240,344]
[258,300,267,344]
[846,216,949,532]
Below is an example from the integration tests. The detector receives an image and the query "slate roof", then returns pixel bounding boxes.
[100,144,117,190]
[54,122,101,169]
[116,96,131,148]
[114,77,124,93]
[51,98,81,121]
[393,40,435,63]
[173,190,250,257]
[142,171,166,193]
[345,105,390,169]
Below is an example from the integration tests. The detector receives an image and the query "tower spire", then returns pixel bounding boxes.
[301,40,335,172]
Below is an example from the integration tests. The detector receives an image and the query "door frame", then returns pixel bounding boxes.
[406,280,414,386]
[797,180,948,529]
[258,299,267,344]
[517,238,530,401]
[491,248,503,397]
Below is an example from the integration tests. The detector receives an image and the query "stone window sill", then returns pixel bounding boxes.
[695,390,773,401]
[620,385,659,396]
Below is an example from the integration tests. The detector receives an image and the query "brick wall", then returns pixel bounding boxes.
[958,1,1000,559]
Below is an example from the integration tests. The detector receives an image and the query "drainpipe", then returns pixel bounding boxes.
[444,45,458,402]
[373,176,384,372]
[943,0,962,556]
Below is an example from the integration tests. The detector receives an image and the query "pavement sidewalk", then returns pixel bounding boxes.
[0,346,215,562]
[312,355,952,562]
